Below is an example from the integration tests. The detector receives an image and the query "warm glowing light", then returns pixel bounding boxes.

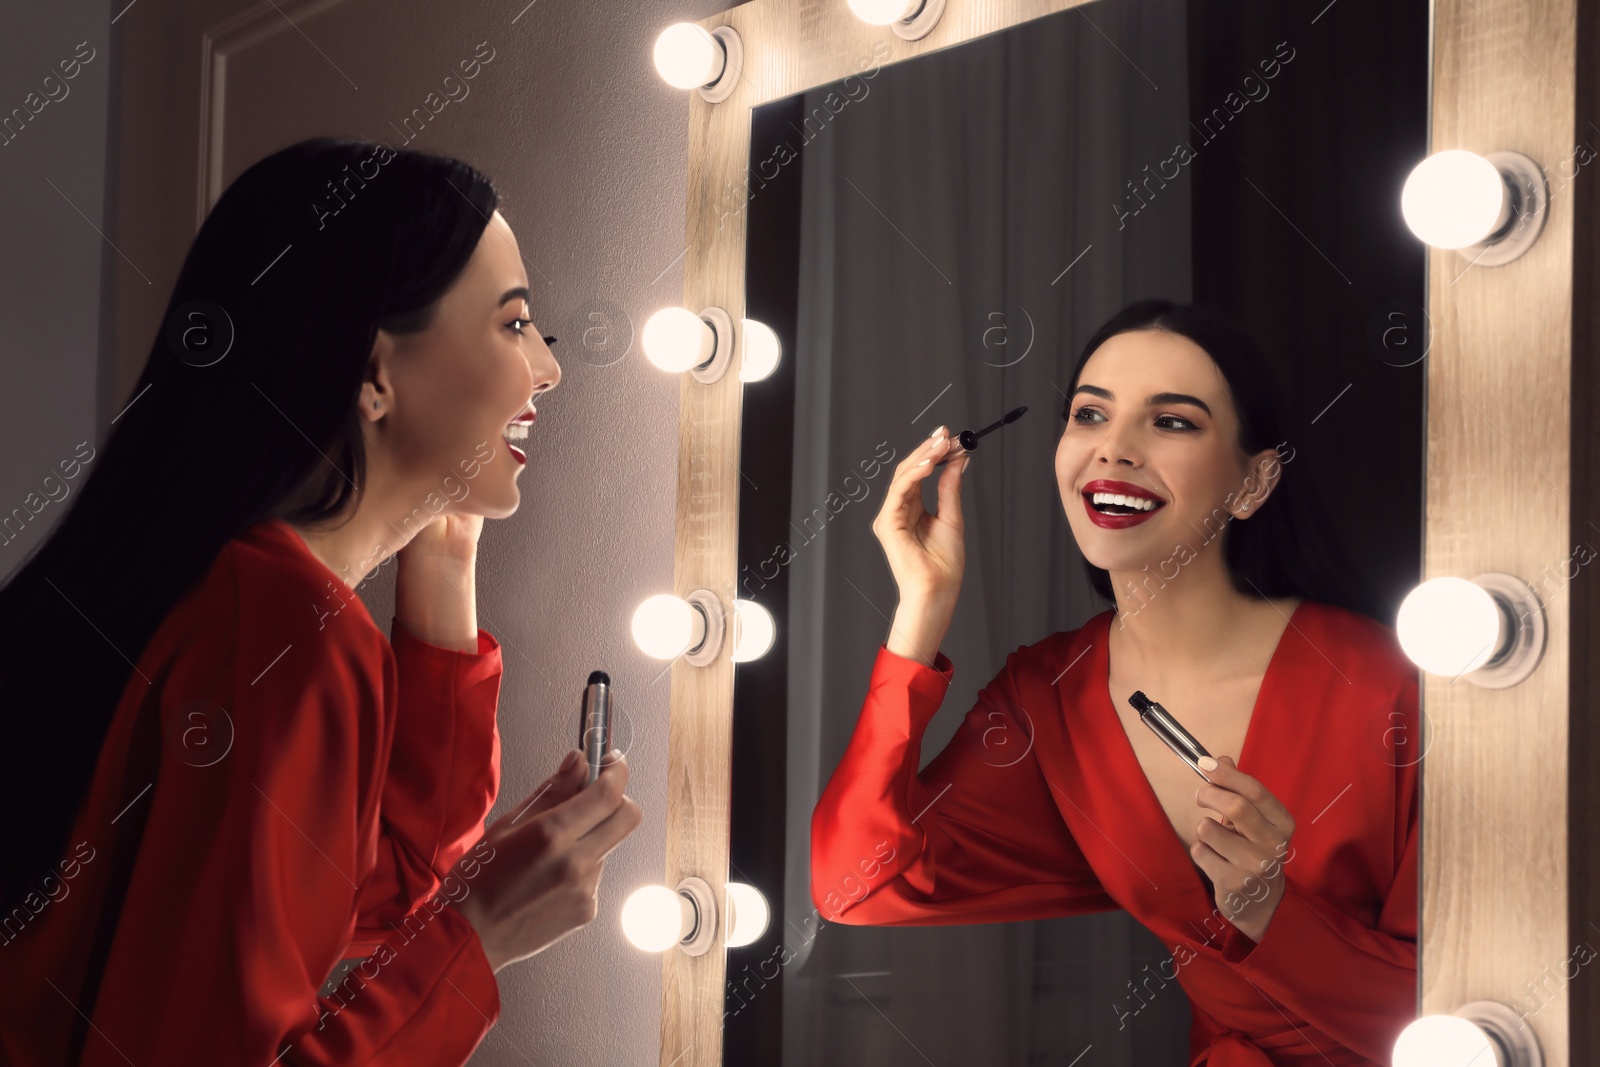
[631,594,702,661]
[1395,577,1502,677]
[846,0,922,25]
[730,600,776,663]
[725,882,770,947]
[642,307,715,373]
[1391,1014,1497,1066]
[653,24,726,90]
[1400,151,1510,249]
[621,885,691,952]
[738,318,782,382]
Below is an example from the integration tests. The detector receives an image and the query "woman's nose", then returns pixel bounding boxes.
[1093,428,1140,466]
[533,349,561,394]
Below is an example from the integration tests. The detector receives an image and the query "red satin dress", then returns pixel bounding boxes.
[811,600,1419,1066]
[0,517,505,1065]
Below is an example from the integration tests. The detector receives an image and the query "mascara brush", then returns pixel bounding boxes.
[935,405,1028,465]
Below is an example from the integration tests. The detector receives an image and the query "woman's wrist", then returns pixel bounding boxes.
[885,595,956,667]
[394,553,478,652]
[452,898,505,974]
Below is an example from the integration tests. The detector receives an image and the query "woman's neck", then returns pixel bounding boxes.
[1108,577,1298,680]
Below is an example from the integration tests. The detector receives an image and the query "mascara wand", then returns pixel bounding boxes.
[935,405,1029,465]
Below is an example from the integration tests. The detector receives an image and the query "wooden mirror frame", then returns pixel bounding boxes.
[660,0,1592,1063]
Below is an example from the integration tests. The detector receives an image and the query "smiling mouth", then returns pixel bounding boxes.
[502,407,534,465]
[1083,491,1165,516]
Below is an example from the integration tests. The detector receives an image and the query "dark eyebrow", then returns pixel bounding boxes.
[1071,384,1212,418]
[498,286,531,308]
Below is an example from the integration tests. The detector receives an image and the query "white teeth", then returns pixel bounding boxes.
[504,422,529,441]
[1090,491,1159,512]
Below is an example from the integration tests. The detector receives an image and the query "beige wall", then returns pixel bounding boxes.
[0,1,111,584]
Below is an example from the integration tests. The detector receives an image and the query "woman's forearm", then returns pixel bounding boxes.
[394,554,478,652]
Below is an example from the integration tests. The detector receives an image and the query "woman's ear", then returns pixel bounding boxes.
[1235,447,1285,517]
[359,329,398,422]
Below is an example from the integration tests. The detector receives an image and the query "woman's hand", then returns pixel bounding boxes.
[394,513,484,651]
[397,512,485,566]
[871,425,970,604]
[449,748,643,973]
[1192,755,1296,943]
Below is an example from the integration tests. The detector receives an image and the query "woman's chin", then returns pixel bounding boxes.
[480,498,519,520]
[455,494,518,521]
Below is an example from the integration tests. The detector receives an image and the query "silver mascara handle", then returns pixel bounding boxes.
[1128,689,1212,778]
[580,670,611,786]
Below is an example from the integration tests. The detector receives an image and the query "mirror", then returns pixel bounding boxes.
[729,1,1426,1063]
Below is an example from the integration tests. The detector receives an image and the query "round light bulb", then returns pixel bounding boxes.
[1391,1014,1497,1066]
[725,882,769,948]
[1396,577,1503,677]
[1401,150,1510,249]
[621,885,692,952]
[642,307,715,373]
[730,599,776,663]
[631,594,702,660]
[847,0,922,25]
[653,24,726,90]
[738,318,782,382]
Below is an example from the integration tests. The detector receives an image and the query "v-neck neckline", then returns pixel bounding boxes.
[1092,599,1307,899]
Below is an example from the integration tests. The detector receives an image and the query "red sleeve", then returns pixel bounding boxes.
[810,643,1120,926]
[83,619,499,1066]
[1214,673,1420,1063]
[349,622,504,950]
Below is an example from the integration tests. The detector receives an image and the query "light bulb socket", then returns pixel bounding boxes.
[682,589,726,667]
[1461,571,1547,689]
[1454,1000,1543,1067]
[891,0,945,40]
[697,27,742,104]
[1456,152,1549,267]
[674,876,718,955]
[686,307,735,383]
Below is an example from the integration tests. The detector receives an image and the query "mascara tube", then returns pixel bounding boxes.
[579,669,611,786]
[1128,689,1214,782]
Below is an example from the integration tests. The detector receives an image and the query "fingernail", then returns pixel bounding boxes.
[916,458,930,467]
[562,750,580,772]
[962,455,971,471]
[1198,755,1218,772]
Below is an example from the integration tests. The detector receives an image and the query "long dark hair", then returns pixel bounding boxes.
[0,137,500,919]
[1066,298,1383,624]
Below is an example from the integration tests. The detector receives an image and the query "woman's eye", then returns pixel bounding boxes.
[1067,407,1195,431]
[507,317,534,337]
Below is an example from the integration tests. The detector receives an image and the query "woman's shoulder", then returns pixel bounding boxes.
[162,517,386,663]
[1294,598,1416,695]
[136,520,394,767]
[995,610,1113,687]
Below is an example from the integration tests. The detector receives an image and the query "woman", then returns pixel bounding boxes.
[810,300,1418,1066]
[0,138,642,1065]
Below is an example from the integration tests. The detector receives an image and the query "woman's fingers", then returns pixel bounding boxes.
[525,750,633,848]
[893,427,958,488]
[878,427,960,530]
[578,792,645,865]
[1196,759,1293,848]
[1212,755,1295,835]
[490,750,584,833]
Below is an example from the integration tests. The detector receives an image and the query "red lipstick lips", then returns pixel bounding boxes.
[504,406,535,466]
[1080,479,1165,529]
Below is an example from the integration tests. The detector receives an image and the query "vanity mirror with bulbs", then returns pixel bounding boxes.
[634,0,1590,1064]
